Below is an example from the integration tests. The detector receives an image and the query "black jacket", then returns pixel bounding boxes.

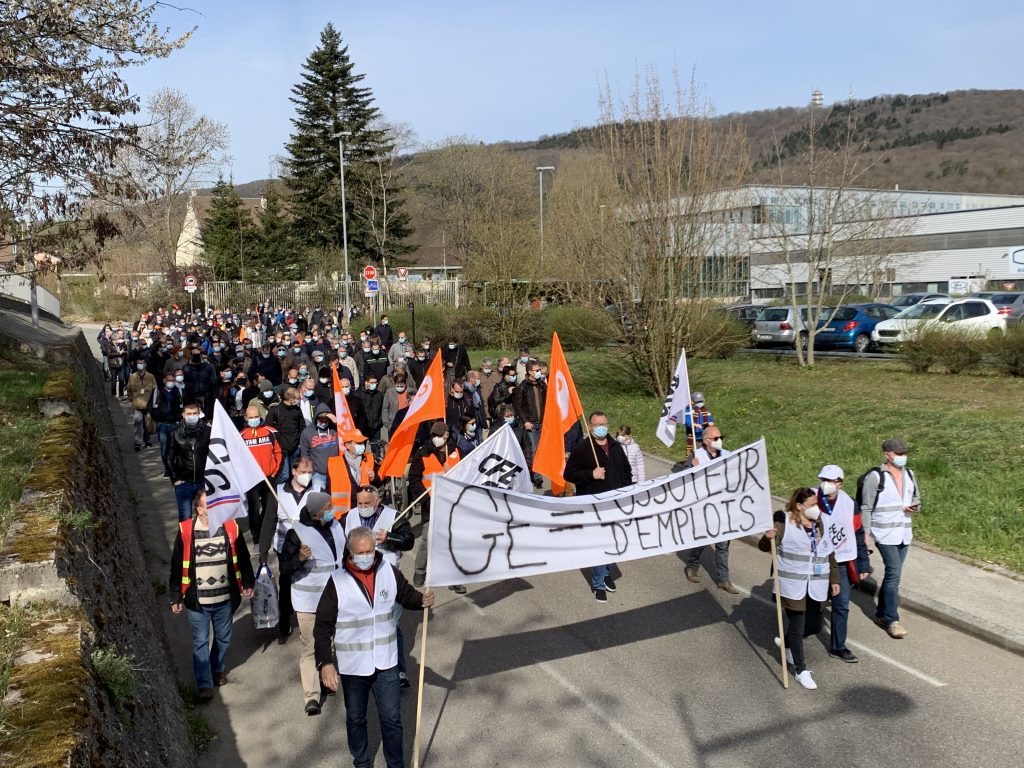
[266,401,305,454]
[168,520,255,612]
[441,344,471,379]
[167,421,211,483]
[408,440,456,521]
[152,385,183,424]
[313,555,424,670]
[513,380,546,425]
[564,436,632,495]
[487,381,516,427]
[356,388,384,433]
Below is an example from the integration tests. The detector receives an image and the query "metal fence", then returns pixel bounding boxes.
[202,278,463,312]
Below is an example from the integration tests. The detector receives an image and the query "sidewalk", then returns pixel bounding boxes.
[643,451,1024,656]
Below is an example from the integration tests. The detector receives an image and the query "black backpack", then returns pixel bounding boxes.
[855,466,917,512]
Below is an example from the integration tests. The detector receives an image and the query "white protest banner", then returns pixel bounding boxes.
[425,439,772,587]
[205,400,267,534]
[656,348,691,447]
[445,424,532,493]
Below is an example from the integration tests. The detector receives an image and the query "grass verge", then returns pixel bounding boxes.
[474,346,1024,572]
[0,346,51,544]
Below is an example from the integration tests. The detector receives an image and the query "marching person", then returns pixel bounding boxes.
[299,403,340,489]
[683,391,714,448]
[344,485,415,688]
[153,372,184,477]
[814,464,860,663]
[314,526,434,768]
[167,403,211,523]
[861,437,920,639]
[616,425,645,484]
[680,426,740,594]
[168,492,255,702]
[240,405,283,547]
[564,411,632,603]
[409,422,462,592]
[127,358,157,451]
[326,429,379,520]
[759,488,840,690]
[259,456,323,645]
[279,491,346,716]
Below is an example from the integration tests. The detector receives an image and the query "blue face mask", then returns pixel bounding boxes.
[321,507,334,524]
[247,417,262,428]
[592,425,609,439]
[504,417,515,426]
[892,455,908,468]
[352,553,375,570]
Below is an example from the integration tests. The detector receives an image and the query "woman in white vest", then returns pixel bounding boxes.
[279,491,346,716]
[314,527,434,768]
[860,437,921,640]
[760,487,841,690]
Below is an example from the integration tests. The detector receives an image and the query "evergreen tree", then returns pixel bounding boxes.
[252,181,304,280]
[283,23,412,275]
[202,176,255,281]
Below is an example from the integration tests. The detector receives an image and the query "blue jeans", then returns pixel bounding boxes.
[340,665,404,768]
[312,471,327,490]
[174,481,205,523]
[685,541,730,582]
[830,562,852,651]
[186,601,233,690]
[591,564,613,590]
[157,423,176,473]
[276,450,299,484]
[876,542,910,625]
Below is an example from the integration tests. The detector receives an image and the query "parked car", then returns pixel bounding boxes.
[719,304,763,331]
[889,292,950,309]
[985,292,1024,327]
[751,306,812,348]
[872,298,1006,346]
[813,303,901,352]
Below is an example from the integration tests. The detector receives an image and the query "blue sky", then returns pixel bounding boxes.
[127,1,1024,184]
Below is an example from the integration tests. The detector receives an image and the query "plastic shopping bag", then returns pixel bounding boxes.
[251,564,279,631]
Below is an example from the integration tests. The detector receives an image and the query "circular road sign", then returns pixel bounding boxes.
[184,274,198,287]
[362,265,377,281]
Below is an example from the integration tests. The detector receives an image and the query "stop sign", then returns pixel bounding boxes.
[362,265,377,281]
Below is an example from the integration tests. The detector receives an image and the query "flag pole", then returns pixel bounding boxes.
[770,536,789,689]
[412,604,430,768]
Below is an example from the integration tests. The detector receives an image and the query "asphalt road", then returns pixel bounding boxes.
[81,325,1024,768]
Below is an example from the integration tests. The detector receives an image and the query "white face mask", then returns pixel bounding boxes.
[820,481,838,497]
[432,435,447,448]
[803,506,821,521]
[710,438,723,452]
[483,368,492,375]
[342,387,351,396]
[352,552,376,570]
[394,385,406,393]
[295,472,312,488]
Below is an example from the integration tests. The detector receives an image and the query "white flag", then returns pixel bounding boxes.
[655,348,691,447]
[205,400,267,534]
[445,424,532,493]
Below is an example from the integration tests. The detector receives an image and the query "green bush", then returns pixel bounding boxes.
[898,331,944,373]
[383,305,447,344]
[935,335,983,374]
[91,646,136,717]
[540,306,616,351]
[987,325,1024,376]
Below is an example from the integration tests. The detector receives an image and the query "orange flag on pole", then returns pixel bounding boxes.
[534,333,586,495]
[378,353,446,478]
[331,363,356,446]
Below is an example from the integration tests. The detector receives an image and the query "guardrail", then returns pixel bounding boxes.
[0,271,62,319]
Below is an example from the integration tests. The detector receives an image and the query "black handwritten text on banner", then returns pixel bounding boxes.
[425,439,772,587]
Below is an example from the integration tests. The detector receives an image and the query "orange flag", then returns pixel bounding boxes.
[331,363,356,446]
[378,353,445,478]
[534,333,585,495]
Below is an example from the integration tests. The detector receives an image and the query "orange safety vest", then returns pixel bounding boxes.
[422,448,460,491]
[327,452,376,519]
[179,518,243,597]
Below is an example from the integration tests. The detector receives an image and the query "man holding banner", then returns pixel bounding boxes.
[409,422,461,591]
[564,411,633,603]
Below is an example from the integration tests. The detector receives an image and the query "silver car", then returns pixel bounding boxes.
[752,306,812,348]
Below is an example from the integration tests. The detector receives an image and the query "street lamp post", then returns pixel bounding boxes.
[337,130,352,327]
[536,165,555,266]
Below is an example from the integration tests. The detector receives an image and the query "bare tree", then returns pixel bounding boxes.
[103,88,230,271]
[756,99,917,365]
[357,119,416,277]
[592,71,751,397]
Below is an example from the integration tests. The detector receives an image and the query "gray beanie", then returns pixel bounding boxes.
[305,491,332,516]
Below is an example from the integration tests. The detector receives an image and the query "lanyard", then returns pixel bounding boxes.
[818,490,834,517]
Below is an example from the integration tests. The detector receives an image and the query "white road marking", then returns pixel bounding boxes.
[729,585,948,688]
[538,661,678,768]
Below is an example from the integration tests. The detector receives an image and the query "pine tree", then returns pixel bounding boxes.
[202,177,255,281]
[252,181,304,280]
[283,23,412,275]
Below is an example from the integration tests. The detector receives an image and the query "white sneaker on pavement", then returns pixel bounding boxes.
[795,670,817,690]
[774,636,795,666]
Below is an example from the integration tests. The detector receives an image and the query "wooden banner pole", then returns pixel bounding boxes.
[770,536,790,689]
[412,605,430,768]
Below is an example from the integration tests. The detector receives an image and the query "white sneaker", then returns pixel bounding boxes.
[774,636,795,666]
[795,670,817,690]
